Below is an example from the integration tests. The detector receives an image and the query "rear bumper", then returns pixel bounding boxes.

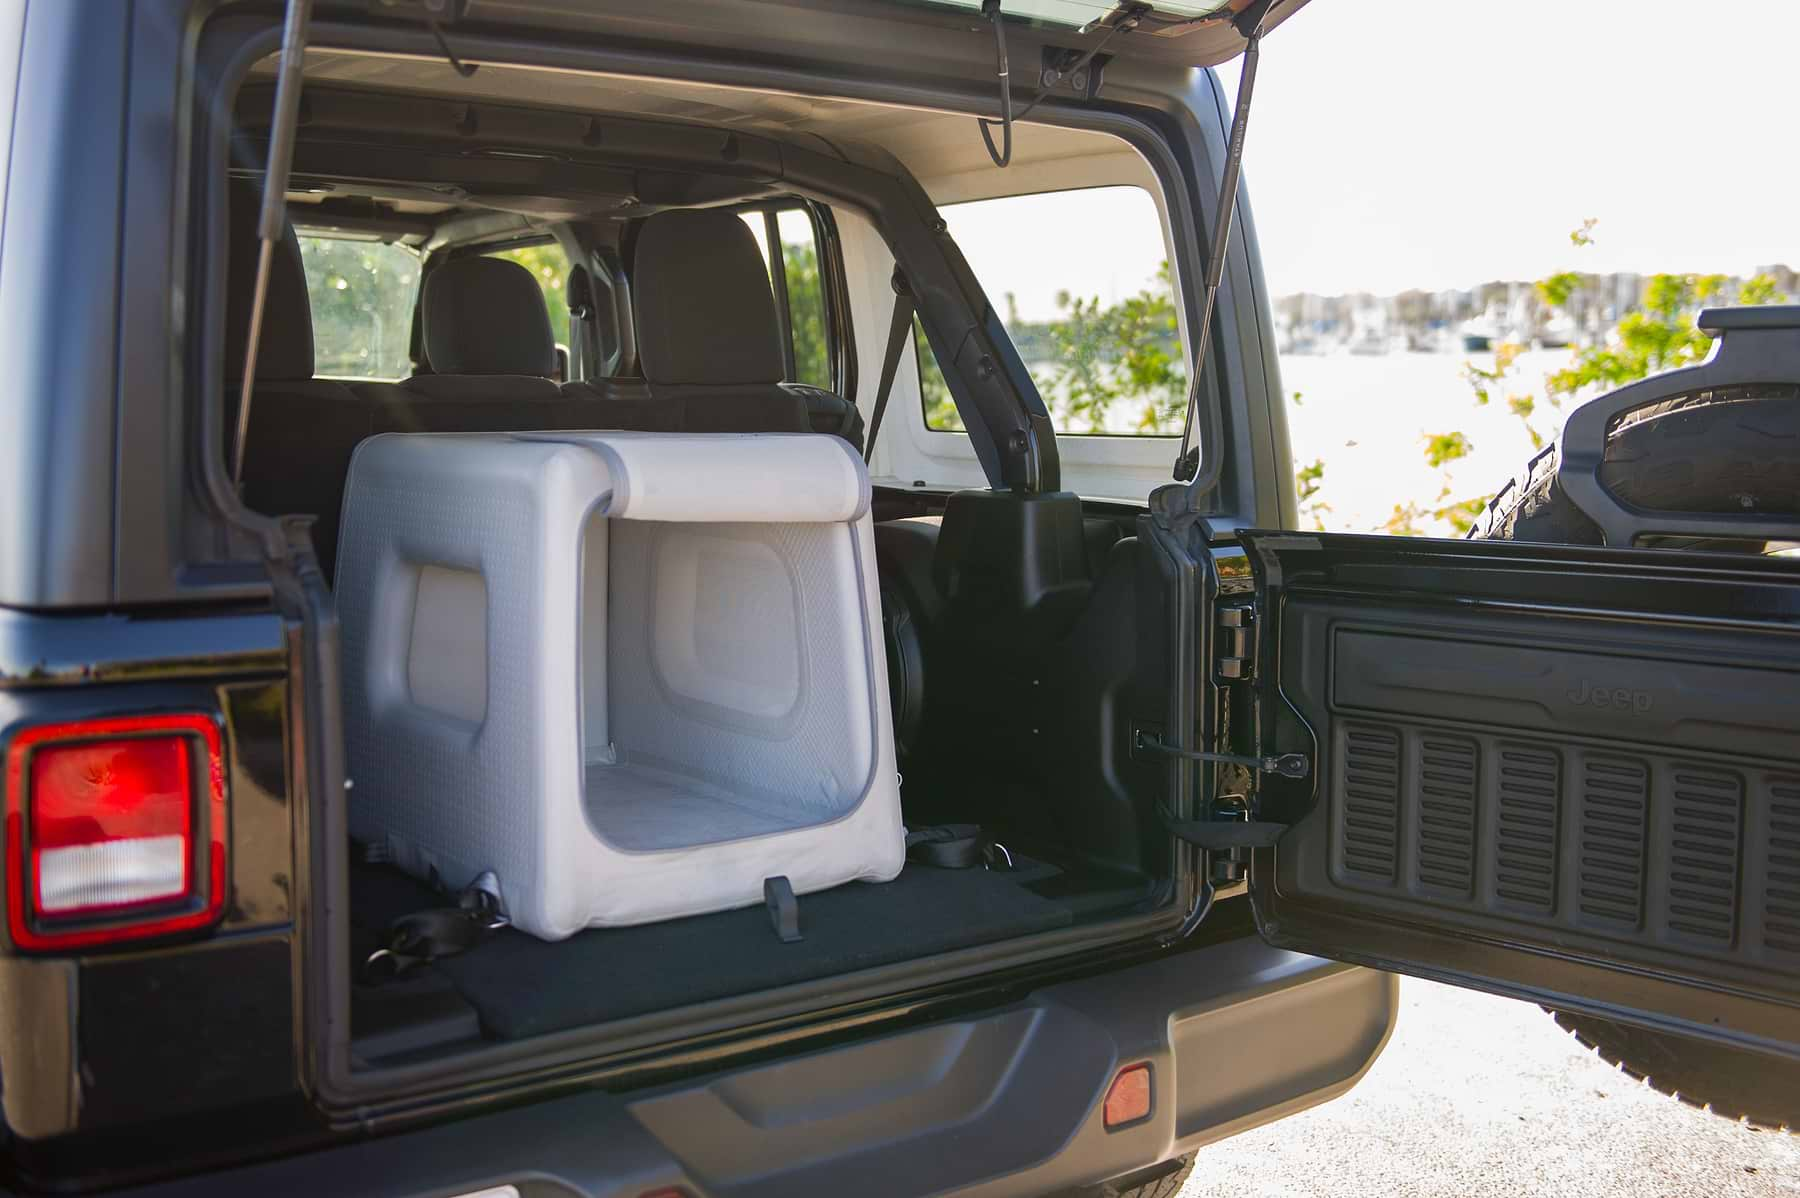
[113,937,1395,1198]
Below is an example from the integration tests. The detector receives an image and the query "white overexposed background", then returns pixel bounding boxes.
[1213,0,1800,533]
[1175,3,1800,1191]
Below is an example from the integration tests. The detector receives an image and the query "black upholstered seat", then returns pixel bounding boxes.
[629,208,864,449]
[355,255,568,430]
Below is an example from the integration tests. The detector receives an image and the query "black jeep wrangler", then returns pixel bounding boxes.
[0,2,1793,1195]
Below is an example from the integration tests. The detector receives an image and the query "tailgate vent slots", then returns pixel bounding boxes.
[1762,777,1800,960]
[1412,734,1478,898]
[1662,765,1744,947]
[1335,723,1402,885]
[1494,743,1561,915]
[1576,756,1650,929]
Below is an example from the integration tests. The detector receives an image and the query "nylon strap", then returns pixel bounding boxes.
[905,823,986,869]
[1164,818,1288,851]
[363,883,507,984]
[863,268,915,463]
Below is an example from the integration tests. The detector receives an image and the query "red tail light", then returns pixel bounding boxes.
[5,714,227,950]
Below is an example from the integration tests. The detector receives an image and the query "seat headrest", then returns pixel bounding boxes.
[226,178,315,382]
[633,209,784,386]
[422,256,558,377]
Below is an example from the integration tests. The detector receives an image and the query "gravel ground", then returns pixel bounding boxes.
[1182,977,1800,1197]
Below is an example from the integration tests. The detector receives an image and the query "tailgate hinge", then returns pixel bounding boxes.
[1215,604,1254,681]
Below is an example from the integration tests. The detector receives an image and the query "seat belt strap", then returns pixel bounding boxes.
[863,267,915,463]
[567,264,602,380]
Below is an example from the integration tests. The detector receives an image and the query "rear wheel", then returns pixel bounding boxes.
[1474,389,1800,1130]
[1547,1010,1796,1131]
[1077,1156,1193,1198]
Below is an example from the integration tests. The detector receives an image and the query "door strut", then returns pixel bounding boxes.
[231,0,313,487]
[1171,0,1275,482]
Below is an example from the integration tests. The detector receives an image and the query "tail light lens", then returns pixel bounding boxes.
[1103,1062,1152,1129]
[5,714,227,950]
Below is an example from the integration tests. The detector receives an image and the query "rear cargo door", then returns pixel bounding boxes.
[1238,531,1800,1059]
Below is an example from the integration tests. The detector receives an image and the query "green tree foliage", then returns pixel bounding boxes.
[1442,221,1788,529]
[1542,271,1778,400]
[921,261,1187,436]
[298,237,421,379]
[1423,430,1473,469]
[781,239,831,391]
[1295,455,1330,530]
[917,318,962,431]
[1031,263,1188,434]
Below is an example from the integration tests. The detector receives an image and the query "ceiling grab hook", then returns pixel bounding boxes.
[975,0,1013,168]
[975,3,1150,171]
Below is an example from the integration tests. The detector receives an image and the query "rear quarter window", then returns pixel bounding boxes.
[918,185,1183,437]
[298,235,421,380]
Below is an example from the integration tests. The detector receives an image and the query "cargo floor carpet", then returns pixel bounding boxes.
[352,862,1075,1041]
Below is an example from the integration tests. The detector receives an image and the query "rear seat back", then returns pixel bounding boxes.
[562,378,810,434]
[632,209,865,449]
[354,255,568,432]
[226,180,370,578]
[234,208,836,585]
[359,254,808,436]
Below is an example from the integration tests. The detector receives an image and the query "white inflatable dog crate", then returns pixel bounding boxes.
[335,431,905,940]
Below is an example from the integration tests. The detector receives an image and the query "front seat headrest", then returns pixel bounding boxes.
[633,209,784,387]
[225,177,315,383]
[422,256,558,377]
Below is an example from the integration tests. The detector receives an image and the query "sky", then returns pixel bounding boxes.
[943,0,1800,321]
[1218,0,1800,297]
[942,186,1174,323]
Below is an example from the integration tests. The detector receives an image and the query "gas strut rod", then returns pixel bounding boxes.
[232,0,313,488]
[1172,0,1272,482]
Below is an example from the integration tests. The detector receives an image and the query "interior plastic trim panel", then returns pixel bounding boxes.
[1243,531,1800,1059]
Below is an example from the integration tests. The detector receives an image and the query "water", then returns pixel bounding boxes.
[1278,348,1579,535]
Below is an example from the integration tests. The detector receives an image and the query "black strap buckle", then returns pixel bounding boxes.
[906,823,1011,870]
[362,874,509,985]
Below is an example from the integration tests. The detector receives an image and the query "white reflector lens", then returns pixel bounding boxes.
[35,834,189,913]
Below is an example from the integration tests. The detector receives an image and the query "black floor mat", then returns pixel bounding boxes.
[353,864,1074,1041]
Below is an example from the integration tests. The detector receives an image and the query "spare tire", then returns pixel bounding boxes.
[1470,388,1800,549]
[1473,387,1800,1130]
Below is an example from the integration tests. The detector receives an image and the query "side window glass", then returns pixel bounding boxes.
[915,322,962,431]
[741,206,834,391]
[297,235,421,380]
[924,186,1183,436]
[484,241,573,350]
